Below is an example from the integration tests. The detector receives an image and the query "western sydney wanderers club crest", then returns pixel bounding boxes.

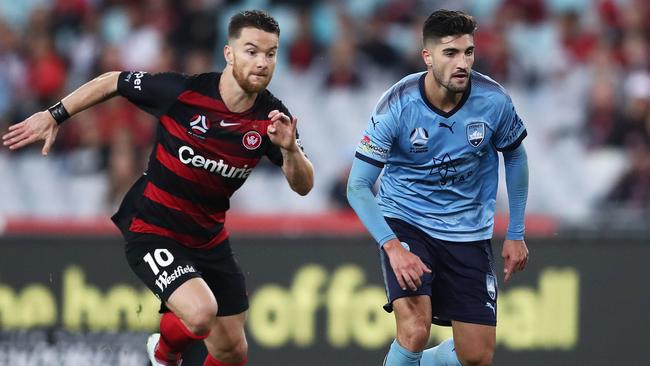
[242,131,262,150]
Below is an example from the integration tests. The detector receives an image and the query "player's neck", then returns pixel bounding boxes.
[219,68,258,113]
[424,72,464,113]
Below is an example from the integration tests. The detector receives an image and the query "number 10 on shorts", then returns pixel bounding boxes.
[143,249,175,275]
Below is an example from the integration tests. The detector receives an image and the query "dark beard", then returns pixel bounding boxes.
[232,62,270,94]
[433,69,467,93]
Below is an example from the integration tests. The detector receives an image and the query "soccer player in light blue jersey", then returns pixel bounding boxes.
[347,9,529,366]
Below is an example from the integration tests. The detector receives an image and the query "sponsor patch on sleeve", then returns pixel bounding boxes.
[358,135,389,160]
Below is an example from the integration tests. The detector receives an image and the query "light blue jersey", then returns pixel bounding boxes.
[354,70,527,242]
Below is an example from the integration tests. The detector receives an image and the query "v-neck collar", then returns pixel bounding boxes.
[418,72,471,118]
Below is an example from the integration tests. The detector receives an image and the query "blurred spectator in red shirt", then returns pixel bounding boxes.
[288,7,320,72]
[26,34,67,106]
[557,10,598,65]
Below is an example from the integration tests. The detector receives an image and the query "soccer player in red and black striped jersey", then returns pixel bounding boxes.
[3,10,313,366]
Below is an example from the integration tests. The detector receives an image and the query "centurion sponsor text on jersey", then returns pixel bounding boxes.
[178,145,253,179]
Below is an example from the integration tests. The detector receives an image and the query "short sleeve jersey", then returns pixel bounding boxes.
[111,71,299,248]
[355,70,527,241]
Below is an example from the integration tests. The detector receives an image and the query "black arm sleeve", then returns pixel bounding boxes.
[117,71,190,118]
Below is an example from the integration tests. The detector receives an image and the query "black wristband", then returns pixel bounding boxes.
[48,101,70,125]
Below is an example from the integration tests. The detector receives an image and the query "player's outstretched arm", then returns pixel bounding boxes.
[2,72,120,155]
[501,143,529,282]
[267,110,314,195]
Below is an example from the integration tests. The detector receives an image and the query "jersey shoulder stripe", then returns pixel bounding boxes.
[258,89,290,114]
[185,72,219,93]
[375,72,423,115]
[471,70,508,97]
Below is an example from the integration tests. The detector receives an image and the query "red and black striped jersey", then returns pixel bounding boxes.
[111,71,298,249]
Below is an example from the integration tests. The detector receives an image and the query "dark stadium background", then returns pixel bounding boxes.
[1,1,649,365]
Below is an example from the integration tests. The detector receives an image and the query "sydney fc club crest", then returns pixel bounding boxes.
[409,127,429,153]
[466,122,485,147]
[242,131,262,150]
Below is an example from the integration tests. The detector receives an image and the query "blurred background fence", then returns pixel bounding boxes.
[0,233,648,365]
[0,0,649,365]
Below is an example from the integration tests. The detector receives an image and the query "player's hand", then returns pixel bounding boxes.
[267,110,298,152]
[383,239,431,291]
[2,111,59,156]
[502,239,529,283]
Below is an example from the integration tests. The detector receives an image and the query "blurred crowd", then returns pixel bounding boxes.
[0,0,649,228]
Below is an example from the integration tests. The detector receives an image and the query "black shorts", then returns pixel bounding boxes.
[125,233,248,316]
[381,218,498,326]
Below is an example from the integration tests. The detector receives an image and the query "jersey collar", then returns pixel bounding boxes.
[418,72,472,118]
